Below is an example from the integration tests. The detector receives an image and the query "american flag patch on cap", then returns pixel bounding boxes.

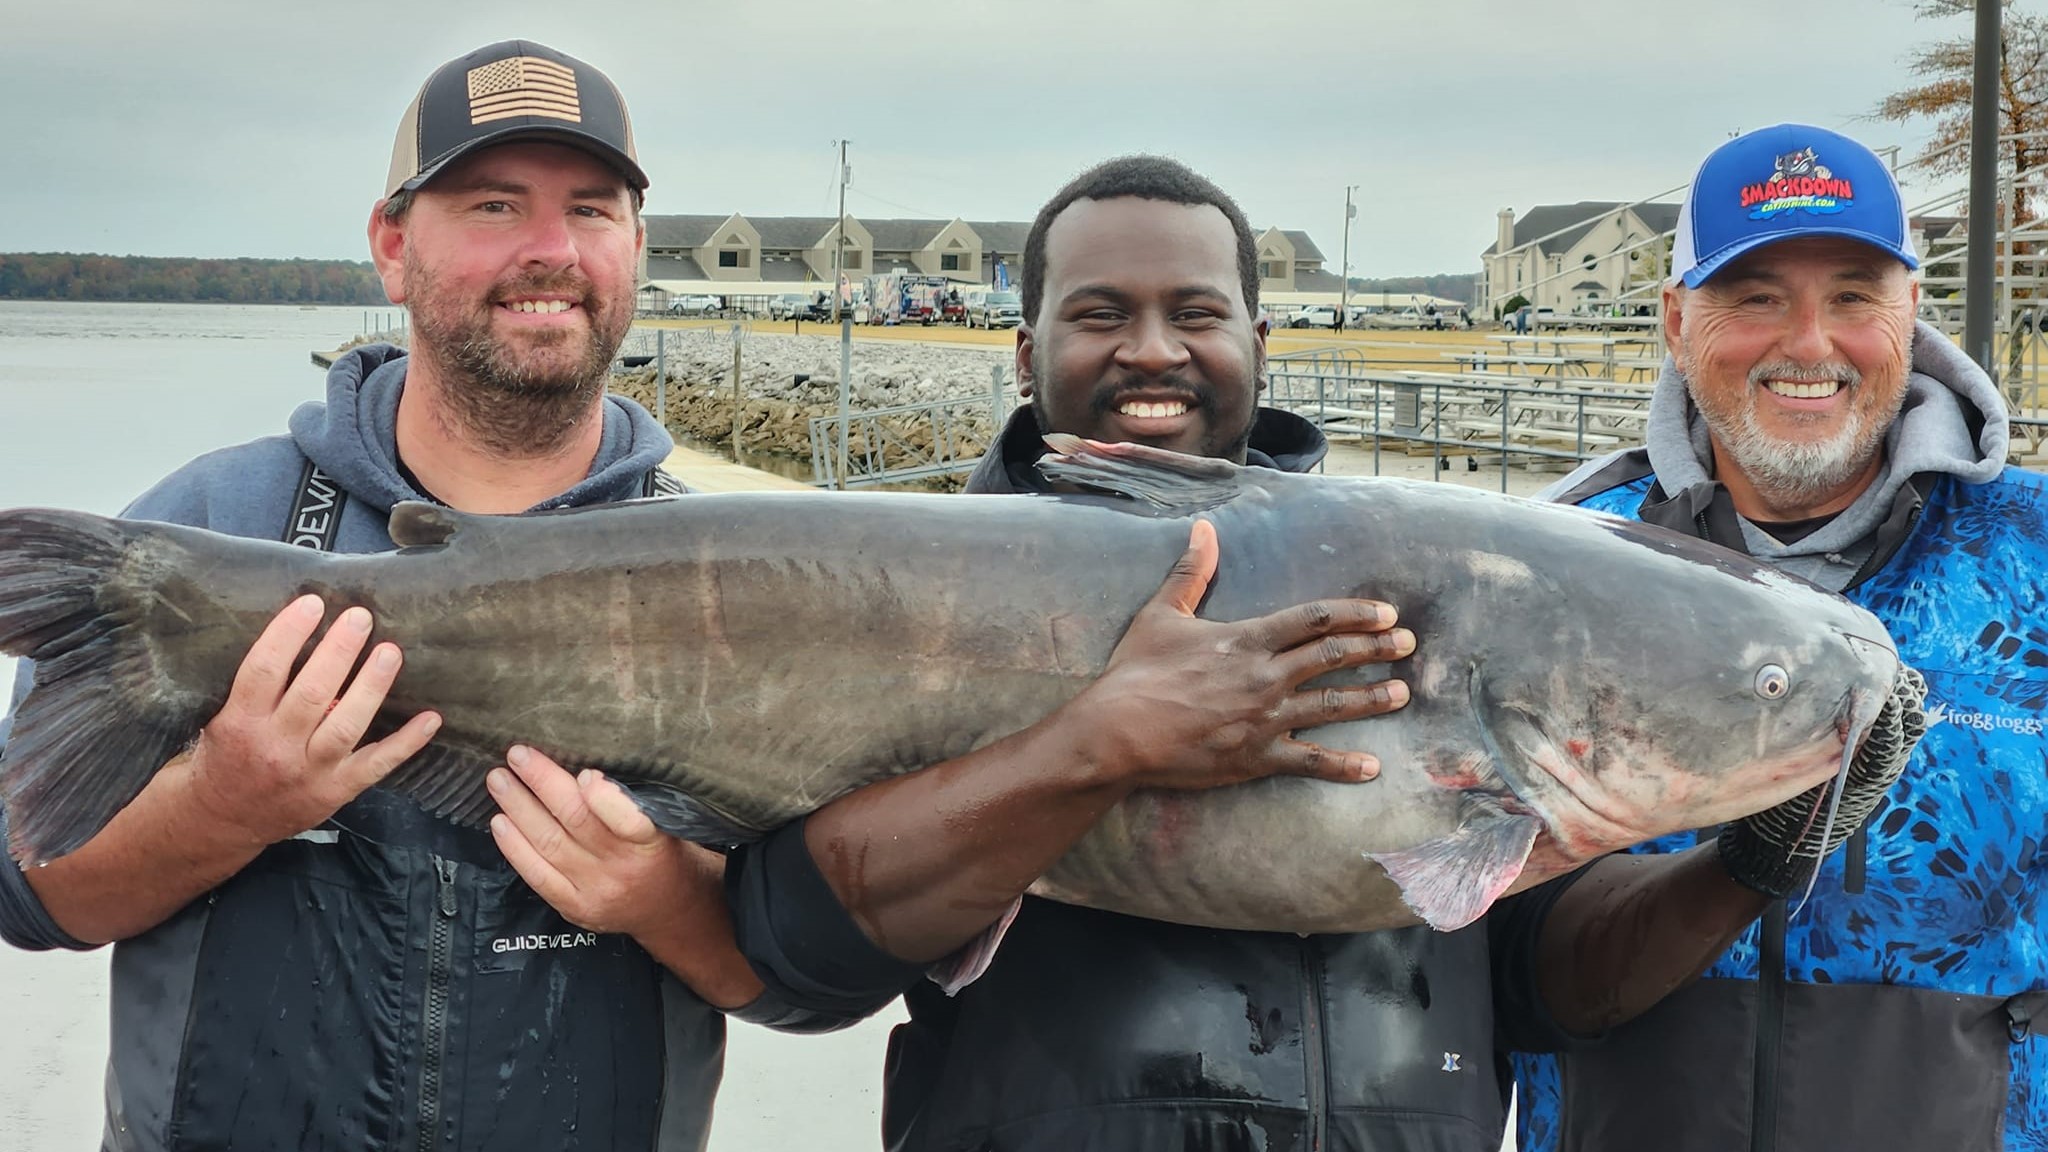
[466,56,581,125]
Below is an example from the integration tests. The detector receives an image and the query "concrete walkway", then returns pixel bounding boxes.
[663,442,814,493]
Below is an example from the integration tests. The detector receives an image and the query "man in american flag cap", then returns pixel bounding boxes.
[0,40,856,1152]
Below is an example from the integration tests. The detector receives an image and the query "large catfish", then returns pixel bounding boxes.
[0,437,1914,934]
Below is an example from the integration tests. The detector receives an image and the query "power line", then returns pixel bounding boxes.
[847,187,950,220]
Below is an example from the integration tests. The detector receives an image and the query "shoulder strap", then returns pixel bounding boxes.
[643,467,688,497]
[1552,447,1654,507]
[284,459,348,551]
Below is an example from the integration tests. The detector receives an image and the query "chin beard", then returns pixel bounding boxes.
[424,327,615,458]
[404,261,631,458]
[1688,358,1900,509]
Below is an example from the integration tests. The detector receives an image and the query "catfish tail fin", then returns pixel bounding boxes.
[0,508,206,865]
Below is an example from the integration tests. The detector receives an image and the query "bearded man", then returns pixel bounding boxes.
[0,40,840,1152]
[1513,123,2048,1152]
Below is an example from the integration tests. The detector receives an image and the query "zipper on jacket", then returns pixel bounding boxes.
[1750,902,1787,1152]
[417,855,460,1152]
[1300,938,1330,1152]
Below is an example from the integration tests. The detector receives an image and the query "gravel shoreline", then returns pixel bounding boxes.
[611,329,1016,474]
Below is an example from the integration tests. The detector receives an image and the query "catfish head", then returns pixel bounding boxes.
[1474,514,1905,867]
[1369,507,1907,930]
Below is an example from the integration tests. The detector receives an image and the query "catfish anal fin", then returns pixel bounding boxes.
[615,780,765,846]
[379,735,504,828]
[378,734,766,849]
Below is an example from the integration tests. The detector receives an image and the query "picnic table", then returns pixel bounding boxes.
[1445,351,1590,377]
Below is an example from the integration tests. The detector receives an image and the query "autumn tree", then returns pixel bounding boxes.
[1879,0,2048,216]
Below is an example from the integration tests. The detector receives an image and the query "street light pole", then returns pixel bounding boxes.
[832,139,854,489]
[1964,0,2002,375]
[1338,185,1357,332]
[831,140,850,325]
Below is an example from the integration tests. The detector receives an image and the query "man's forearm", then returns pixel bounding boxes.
[1537,843,1769,1036]
[23,754,267,944]
[625,846,769,1012]
[803,707,1128,964]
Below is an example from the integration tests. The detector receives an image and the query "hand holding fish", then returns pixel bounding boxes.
[488,745,764,1009]
[184,595,443,849]
[1065,519,1413,793]
[1717,667,1929,901]
[13,595,442,945]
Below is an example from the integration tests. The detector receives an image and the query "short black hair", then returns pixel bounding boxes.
[1021,155,1260,325]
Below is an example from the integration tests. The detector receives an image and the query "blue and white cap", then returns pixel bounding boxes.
[1671,123,1918,288]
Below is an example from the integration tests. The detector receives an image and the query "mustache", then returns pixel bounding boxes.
[489,271,596,304]
[1747,360,1861,388]
[1086,373,1211,415]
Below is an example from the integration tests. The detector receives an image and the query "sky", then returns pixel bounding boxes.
[0,0,1980,278]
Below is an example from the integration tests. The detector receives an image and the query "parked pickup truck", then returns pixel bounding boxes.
[966,290,1023,329]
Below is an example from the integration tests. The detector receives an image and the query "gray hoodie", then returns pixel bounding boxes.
[1542,320,2008,590]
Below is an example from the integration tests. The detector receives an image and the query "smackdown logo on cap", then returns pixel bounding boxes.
[1741,147,1855,220]
[1670,122,1918,289]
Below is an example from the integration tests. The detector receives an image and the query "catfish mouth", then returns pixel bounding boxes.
[1775,663,1929,912]
[1460,657,1921,869]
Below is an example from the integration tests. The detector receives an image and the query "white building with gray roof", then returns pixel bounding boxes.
[1479,201,1680,316]
[637,213,1343,312]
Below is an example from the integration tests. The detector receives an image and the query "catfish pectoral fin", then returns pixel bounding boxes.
[1364,799,1542,931]
[0,509,201,866]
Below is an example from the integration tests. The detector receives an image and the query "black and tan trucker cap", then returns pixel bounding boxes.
[384,40,649,199]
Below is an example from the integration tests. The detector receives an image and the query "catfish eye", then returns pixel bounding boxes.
[1754,665,1791,700]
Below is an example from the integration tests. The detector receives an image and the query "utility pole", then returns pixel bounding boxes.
[1338,185,1357,332]
[832,139,854,489]
[831,140,851,324]
[1964,0,2002,376]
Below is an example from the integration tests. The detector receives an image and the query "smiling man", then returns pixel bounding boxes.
[0,40,839,1152]
[1014,190,1265,462]
[722,156,1853,1152]
[1513,124,2048,1152]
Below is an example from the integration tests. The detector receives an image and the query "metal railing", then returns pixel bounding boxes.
[807,366,1014,488]
[1262,346,1649,490]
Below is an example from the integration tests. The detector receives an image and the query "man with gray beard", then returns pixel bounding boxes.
[1513,124,2048,1151]
[0,40,839,1152]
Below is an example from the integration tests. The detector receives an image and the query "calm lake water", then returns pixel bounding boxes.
[0,300,900,1152]
[0,301,377,710]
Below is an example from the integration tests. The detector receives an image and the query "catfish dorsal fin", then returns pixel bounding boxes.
[1034,434,1245,512]
[388,501,466,549]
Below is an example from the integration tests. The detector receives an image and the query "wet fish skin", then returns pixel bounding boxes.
[0,440,1904,933]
